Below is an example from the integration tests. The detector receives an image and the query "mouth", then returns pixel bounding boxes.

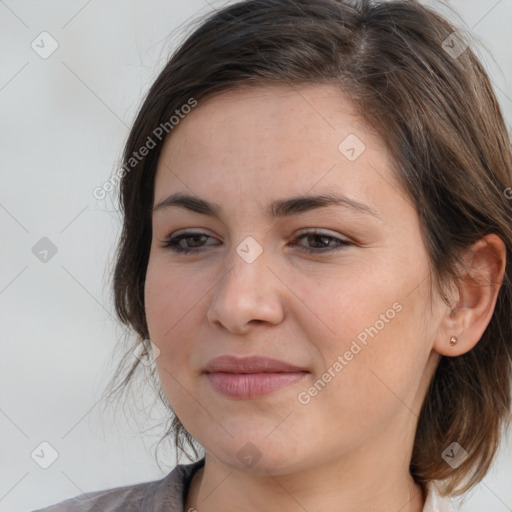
[203,355,309,399]
[204,354,308,374]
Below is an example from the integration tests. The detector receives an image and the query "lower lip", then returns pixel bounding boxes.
[206,372,307,399]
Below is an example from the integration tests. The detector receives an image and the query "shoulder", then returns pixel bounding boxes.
[31,458,206,512]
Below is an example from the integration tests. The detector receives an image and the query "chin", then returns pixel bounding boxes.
[205,435,306,476]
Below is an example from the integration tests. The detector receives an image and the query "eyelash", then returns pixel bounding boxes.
[161,230,352,254]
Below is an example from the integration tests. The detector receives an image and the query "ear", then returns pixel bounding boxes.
[433,234,507,357]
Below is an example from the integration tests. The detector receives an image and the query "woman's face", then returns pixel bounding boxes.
[145,83,446,474]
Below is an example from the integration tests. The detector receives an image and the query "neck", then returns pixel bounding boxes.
[185,452,425,512]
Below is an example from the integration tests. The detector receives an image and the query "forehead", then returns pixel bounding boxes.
[154,83,403,214]
[160,83,381,159]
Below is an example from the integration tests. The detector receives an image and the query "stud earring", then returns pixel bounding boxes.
[449,336,458,346]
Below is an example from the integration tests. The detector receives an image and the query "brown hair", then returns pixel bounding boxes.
[103,0,512,497]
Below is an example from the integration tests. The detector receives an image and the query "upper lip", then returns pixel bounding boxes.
[204,355,308,374]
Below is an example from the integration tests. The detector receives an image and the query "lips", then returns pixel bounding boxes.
[203,355,307,374]
[203,355,309,399]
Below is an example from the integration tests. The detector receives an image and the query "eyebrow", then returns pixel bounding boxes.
[152,192,381,220]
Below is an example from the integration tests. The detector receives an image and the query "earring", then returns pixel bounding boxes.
[449,336,458,346]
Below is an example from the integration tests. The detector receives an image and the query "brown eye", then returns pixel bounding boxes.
[291,230,352,253]
[162,232,218,253]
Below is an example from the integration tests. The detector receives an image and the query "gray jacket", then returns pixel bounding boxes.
[32,458,205,512]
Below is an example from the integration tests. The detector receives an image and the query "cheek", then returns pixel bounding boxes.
[295,262,428,403]
[145,256,200,332]
[144,258,217,408]
[144,260,200,370]
[287,261,401,352]
[294,312,424,445]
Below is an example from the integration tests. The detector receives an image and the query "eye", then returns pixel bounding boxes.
[161,231,218,253]
[161,229,352,255]
[290,229,352,253]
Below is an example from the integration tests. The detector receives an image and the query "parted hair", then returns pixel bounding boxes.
[104,0,512,497]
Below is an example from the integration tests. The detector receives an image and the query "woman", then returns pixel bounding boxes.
[34,0,512,510]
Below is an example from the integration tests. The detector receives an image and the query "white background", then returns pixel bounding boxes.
[1,1,511,511]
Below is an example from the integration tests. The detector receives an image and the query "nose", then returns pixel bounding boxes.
[206,241,285,334]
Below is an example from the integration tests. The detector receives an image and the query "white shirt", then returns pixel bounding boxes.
[423,481,458,512]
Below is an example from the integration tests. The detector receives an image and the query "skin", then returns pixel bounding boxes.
[144,83,506,512]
